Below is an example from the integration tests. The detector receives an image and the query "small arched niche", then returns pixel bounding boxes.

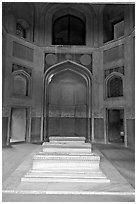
[107,75,123,98]
[16,19,30,39]
[12,72,30,97]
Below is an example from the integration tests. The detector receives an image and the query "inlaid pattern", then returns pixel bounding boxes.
[104,66,124,78]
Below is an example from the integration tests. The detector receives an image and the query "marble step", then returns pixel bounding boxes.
[24,170,106,179]
[22,177,110,183]
[49,137,86,144]
[49,141,86,144]
[49,137,86,142]
[41,151,92,155]
[32,159,100,170]
[42,143,92,153]
[28,169,103,174]
[33,153,100,161]
[42,148,92,154]
[42,142,91,148]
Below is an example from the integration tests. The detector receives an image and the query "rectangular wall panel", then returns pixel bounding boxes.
[13,42,33,62]
[75,118,86,137]
[94,118,104,140]
[103,45,124,64]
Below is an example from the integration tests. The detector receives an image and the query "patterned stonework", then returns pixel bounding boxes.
[104,66,124,78]
[45,54,57,65]
[65,54,72,60]
[12,64,32,76]
[80,54,92,66]
[48,105,87,118]
[45,53,92,72]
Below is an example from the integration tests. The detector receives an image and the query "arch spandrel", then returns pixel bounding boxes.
[44,60,92,84]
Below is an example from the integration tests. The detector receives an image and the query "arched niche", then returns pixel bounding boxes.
[16,18,30,40]
[40,3,95,46]
[43,60,92,142]
[3,2,34,41]
[12,71,31,97]
[105,73,124,98]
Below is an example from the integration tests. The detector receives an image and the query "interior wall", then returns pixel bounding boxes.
[31,117,41,142]
[127,119,135,147]
[94,118,104,141]
[2,3,135,147]
[46,70,88,138]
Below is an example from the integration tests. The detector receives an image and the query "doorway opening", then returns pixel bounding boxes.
[107,109,124,144]
[10,107,29,143]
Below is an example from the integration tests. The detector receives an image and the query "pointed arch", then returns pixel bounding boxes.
[40,3,95,45]
[42,61,92,142]
[52,8,86,45]
[105,72,124,98]
[12,70,31,97]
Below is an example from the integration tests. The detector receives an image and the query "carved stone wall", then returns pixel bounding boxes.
[13,42,34,62]
[45,53,92,72]
[104,66,124,78]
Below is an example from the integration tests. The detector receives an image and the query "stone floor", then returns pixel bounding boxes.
[2,142,135,202]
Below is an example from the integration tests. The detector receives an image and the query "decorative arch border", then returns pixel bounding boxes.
[52,7,86,23]
[104,72,125,100]
[41,60,92,142]
[12,70,32,97]
[16,18,30,30]
[16,18,32,41]
[40,3,95,46]
[4,2,34,41]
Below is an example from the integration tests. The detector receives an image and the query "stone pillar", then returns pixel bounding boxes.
[86,13,94,47]
[92,49,104,142]
[93,13,98,48]
[98,12,103,47]
[124,36,135,147]
[124,5,133,36]
[32,47,45,142]
[33,9,39,44]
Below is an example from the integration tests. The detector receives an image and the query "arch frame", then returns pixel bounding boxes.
[39,3,95,46]
[11,70,32,97]
[41,60,92,142]
[104,72,125,100]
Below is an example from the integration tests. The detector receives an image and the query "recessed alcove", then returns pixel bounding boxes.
[44,61,92,142]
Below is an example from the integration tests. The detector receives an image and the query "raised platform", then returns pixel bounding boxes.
[2,142,135,201]
[21,137,109,183]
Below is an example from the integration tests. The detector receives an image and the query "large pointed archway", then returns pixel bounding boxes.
[43,60,92,142]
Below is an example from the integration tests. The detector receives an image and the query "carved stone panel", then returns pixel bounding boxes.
[12,64,32,76]
[45,53,92,72]
[104,66,124,78]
